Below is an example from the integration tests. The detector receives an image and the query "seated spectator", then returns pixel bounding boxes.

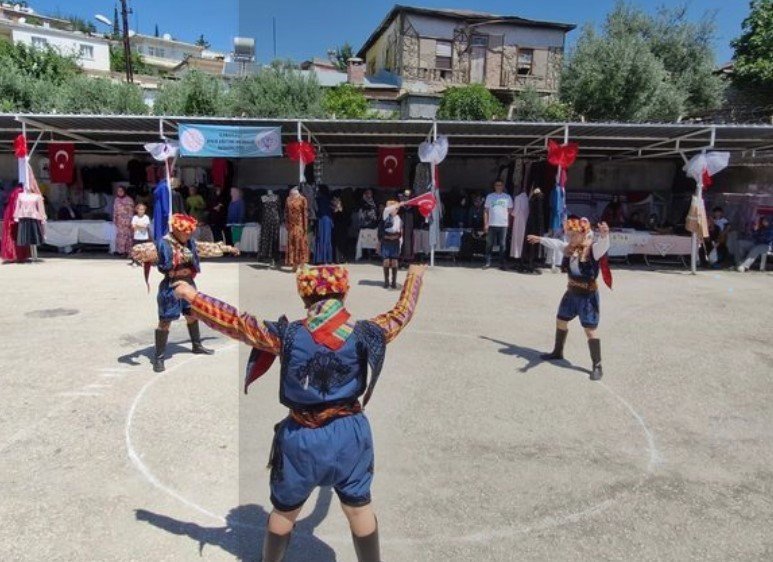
[450,195,469,228]
[57,197,82,221]
[601,195,625,228]
[737,215,773,272]
[708,206,731,265]
[467,193,485,233]
[624,211,647,231]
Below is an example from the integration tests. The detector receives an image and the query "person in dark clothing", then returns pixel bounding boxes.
[331,194,349,264]
[208,185,230,243]
[522,187,546,273]
[450,195,469,228]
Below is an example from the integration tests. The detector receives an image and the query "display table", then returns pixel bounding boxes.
[238,223,288,254]
[355,228,379,260]
[45,220,116,252]
[609,231,692,266]
[413,228,465,255]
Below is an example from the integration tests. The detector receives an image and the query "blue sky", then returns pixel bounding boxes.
[34,0,746,64]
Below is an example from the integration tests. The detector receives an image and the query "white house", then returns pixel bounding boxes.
[0,4,110,73]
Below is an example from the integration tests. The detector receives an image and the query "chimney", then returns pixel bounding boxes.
[346,57,365,85]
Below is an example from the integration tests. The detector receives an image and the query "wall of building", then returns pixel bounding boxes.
[405,15,566,48]
[11,28,110,72]
[364,18,400,75]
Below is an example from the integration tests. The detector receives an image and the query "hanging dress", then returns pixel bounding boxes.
[285,195,309,267]
[509,191,530,258]
[113,194,135,255]
[259,194,280,261]
[314,194,334,264]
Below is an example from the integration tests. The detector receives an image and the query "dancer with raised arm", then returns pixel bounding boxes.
[172,263,427,562]
[527,217,610,380]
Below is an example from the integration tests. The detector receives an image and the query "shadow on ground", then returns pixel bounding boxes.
[480,335,590,375]
[117,336,219,367]
[136,487,338,561]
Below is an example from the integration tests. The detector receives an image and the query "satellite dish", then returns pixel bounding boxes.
[94,14,112,27]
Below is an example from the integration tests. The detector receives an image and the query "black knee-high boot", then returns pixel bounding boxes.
[352,521,381,562]
[541,328,568,361]
[262,528,291,562]
[383,266,389,289]
[588,338,603,381]
[390,266,397,289]
[187,321,214,355]
[153,329,168,373]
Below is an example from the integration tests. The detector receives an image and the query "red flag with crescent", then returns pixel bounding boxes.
[378,146,404,188]
[403,191,437,219]
[48,143,75,183]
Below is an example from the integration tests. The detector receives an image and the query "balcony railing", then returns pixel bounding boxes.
[403,66,462,84]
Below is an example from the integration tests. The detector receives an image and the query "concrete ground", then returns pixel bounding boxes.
[0,256,772,562]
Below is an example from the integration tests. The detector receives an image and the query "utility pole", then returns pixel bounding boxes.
[273,17,277,59]
[120,0,134,83]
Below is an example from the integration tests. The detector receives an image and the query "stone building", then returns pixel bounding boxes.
[358,5,575,118]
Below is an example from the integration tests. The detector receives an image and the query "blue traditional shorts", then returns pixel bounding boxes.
[270,413,374,512]
[157,278,194,321]
[380,238,401,260]
[557,290,600,328]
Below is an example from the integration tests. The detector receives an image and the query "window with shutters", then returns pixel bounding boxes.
[79,44,94,60]
[517,48,534,75]
[435,40,452,70]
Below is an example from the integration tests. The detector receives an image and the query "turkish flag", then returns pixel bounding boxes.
[378,146,404,188]
[403,192,437,219]
[48,143,75,183]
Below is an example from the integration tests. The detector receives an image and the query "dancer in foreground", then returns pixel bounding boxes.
[527,217,610,380]
[152,214,214,372]
[172,263,427,561]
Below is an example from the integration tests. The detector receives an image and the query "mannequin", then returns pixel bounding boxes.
[1,184,31,263]
[14,188,46,258]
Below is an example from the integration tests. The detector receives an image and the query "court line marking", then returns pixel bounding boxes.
[126,328,663,547]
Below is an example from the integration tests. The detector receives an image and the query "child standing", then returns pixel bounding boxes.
[130,203,151,266]
[379,200,403,289]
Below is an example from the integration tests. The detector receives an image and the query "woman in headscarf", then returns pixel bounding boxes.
[112,186,135,256]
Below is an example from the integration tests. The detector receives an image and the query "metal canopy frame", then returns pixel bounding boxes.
[0,114,771,163]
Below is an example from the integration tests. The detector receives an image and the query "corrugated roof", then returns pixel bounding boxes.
[2,114,772,161]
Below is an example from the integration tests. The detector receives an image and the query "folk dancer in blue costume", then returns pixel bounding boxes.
[153,213,214,373]
[528,217,610,380]
[172,263,427,561]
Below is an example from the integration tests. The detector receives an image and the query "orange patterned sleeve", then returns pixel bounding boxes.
[190,293,281,354]
[370,272,424,344]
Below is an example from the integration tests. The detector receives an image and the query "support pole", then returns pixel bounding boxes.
[160,120,173,229]
[297,121,304,184]
[430,120,438,268]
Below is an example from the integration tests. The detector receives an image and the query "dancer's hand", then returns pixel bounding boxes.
[526,235,541,244]
[172,281,197,302]
[597,222,610,236]
[408,264,428,276]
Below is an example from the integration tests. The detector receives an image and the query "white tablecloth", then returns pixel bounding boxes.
[355,229,380,260]
[608,231,652,257]
[238,223,287,253]
[45,220,116,252]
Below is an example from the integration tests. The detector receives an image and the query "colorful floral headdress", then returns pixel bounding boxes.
[170,213,198,234]
[296,265,350,298]
[564,216,591,234]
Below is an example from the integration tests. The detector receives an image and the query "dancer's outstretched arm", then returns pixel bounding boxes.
[527,234,568,253]
[173,282,281,354]
[592,222,610,260]
[370,264,426,344]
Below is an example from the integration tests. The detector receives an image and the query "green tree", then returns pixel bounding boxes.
[56,75,147,114]
[333,43,354,71]
[560,1,724,121]
[110,46,152,75]
[436,84,505,120]
[195,34,211,49]
[731,0,773,91]
[510,86,575,122]
[323,83,369,118]
[154,71,224,116]
[225,66,324,118]
[0,39,79,84]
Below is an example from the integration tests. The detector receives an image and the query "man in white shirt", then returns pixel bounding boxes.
[484,180,513,269]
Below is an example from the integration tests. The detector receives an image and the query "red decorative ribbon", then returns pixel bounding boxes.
[14,134,27,158]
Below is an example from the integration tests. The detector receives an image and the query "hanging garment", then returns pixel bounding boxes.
[300,183,318,222]
[113,194,135,254]
[510,192,530,258]
[1,187,31,262]
[13,191,47,221]
[314,194,334,264]
[16,218,44,246]
[413,163,432,195]
[212,158,231,188]
[285,195,309,267]
[152,181,185,241]
[549,184,565,233]
[400,203,417,262]
[259,194,281,260]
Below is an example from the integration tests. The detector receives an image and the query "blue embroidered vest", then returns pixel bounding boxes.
[562,254,600,283]
[250,318,386,410]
